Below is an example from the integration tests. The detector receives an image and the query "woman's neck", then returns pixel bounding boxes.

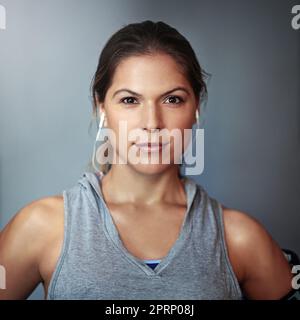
[100,164,186,206]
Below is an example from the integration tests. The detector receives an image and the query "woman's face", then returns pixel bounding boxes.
[98,53,199,176]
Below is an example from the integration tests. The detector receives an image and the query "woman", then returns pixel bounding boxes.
[0,20,294,300]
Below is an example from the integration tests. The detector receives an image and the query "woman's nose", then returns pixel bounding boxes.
[142,104,162,131]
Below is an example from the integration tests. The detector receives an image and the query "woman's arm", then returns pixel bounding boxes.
[0,197,62,300]
[223,207,294,299]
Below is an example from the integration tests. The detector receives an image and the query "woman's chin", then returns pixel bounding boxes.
[129,162,174,176]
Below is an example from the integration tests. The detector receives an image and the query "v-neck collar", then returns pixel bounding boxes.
[83,171,199,277]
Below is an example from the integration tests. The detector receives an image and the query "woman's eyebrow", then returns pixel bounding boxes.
[112,86,190,99]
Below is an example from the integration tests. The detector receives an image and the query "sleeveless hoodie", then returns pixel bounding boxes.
[47,171,243,300]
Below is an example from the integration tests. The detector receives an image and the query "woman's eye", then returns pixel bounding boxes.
[120,97,138,105]
[165,95,184,105]
[120,95,184,106]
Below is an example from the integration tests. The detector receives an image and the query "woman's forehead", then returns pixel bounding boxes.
[109,55,190,95]
[114,54,186,79]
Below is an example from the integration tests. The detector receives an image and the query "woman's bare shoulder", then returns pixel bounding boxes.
[221,205,293,299]
[6,195,64,233]
[0,195,64,299]
[1,195,64,237]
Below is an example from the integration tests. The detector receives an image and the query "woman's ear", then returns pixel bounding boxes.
[98,103,105,114]
[95,94,105,114]
[97,103,107,127]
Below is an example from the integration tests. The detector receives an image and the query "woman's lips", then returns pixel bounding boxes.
[135,142,170,152]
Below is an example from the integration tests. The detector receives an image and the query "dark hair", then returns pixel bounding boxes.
[90,20,208,116]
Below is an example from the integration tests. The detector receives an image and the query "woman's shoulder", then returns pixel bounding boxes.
[220,205,293,299]
[1,195,64,252]
[221,205,275,254]
[0,195,64,299]
[15,195,64,227]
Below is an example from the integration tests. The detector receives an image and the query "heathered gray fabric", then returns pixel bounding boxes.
[47,171,243,300]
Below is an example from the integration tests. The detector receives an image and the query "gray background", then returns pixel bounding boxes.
[0,0,299,299]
